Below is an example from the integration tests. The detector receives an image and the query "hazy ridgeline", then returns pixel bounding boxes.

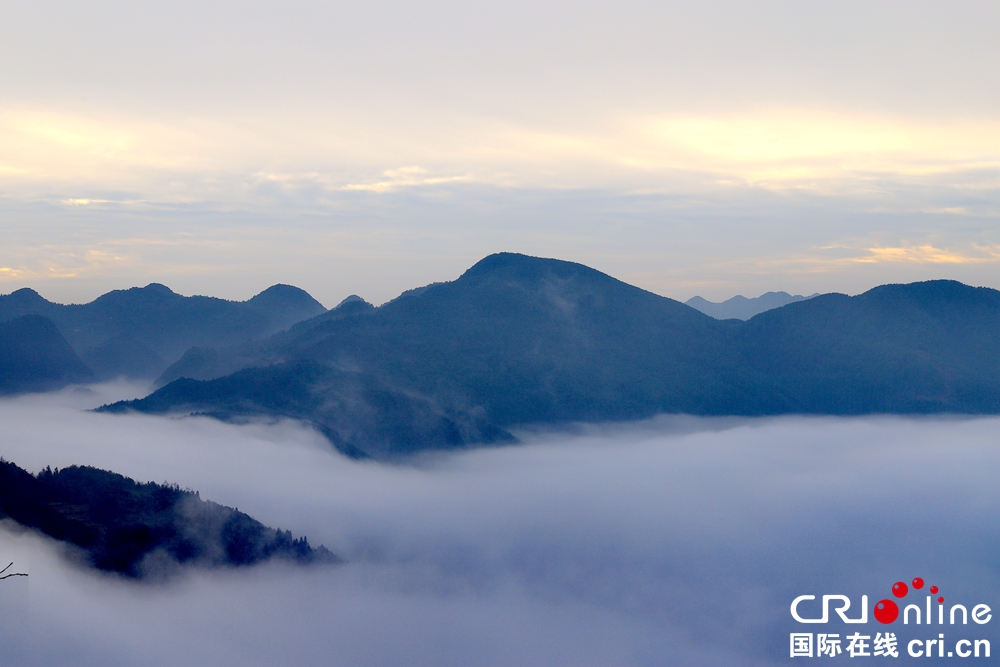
[2,385,999,666]
[0,282,326,388]
[8,254,1000,461]
[685,291,817,320]
[87,253,1000,459]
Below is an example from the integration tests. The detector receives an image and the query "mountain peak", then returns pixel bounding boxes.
[6,287,49,305]
[336,294,365,306]
[90,283,182,308]
[249,284,326,311]
[857,279,1000,313]
[863,279,982,299]
[142,283,176,295]
[459,253,606,283]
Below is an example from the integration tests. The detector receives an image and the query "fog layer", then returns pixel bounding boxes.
[1,385,999,665]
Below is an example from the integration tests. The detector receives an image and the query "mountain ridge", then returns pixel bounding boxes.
[99,254,1000,459]
[0,283,327,382]
[686,291,818,320]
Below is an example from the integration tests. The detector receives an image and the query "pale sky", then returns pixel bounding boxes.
[1,1,998,306]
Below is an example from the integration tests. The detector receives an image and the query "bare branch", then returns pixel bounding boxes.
[0,561,27,580]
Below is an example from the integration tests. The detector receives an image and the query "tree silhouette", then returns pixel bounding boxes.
[0,561,27,580]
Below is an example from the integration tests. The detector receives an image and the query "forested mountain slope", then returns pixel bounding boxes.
[0,458,336,577]
[103,254,1000,458]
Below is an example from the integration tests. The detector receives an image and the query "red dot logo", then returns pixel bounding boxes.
[938,597,944,604]
[892,581,908,598]
[930,585,939,594]
[912,577,925,589]
[874,599,899,624]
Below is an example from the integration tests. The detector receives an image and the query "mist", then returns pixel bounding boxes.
[2,384,999,665]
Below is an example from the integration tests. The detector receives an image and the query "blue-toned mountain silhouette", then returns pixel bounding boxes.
[686,291,818,320]
[100,253,1000,458]
[0,315,92,394]
[0,284,326,382]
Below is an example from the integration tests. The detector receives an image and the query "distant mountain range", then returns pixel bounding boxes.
[0,284,326,385]
[90,253,1000,459]
[685,291,818,320]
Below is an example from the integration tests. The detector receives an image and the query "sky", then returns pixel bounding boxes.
[2,385,1000,665]
[1,1,998,306]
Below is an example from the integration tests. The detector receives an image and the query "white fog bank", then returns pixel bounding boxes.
[2,385,999,665]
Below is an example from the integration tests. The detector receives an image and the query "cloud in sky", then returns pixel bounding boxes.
[2,184,999,308]
[1,104,997,199]
[2,386,1000,665]
[0,1,997,302]
[856,244,1000,265]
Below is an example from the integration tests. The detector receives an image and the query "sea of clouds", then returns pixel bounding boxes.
[2,383,999,666]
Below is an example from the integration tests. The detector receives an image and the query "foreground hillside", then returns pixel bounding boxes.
[0,458,337,577]
[102,253,1000,458]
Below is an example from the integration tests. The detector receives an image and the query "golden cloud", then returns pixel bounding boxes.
[856,245,1000,265]
[341,166,473,192]
[0,105,997,200]
[627,111,1000,188]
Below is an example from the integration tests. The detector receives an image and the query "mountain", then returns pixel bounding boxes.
[686,291,817,320]
[0,284,327,381]
[734,280,1000,413]
[110,362,514,459]
[100,253,760,457]
[152,295,375,387]
[0,458,337,578]
[0,315,93,394]
[97,254,1000,459]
